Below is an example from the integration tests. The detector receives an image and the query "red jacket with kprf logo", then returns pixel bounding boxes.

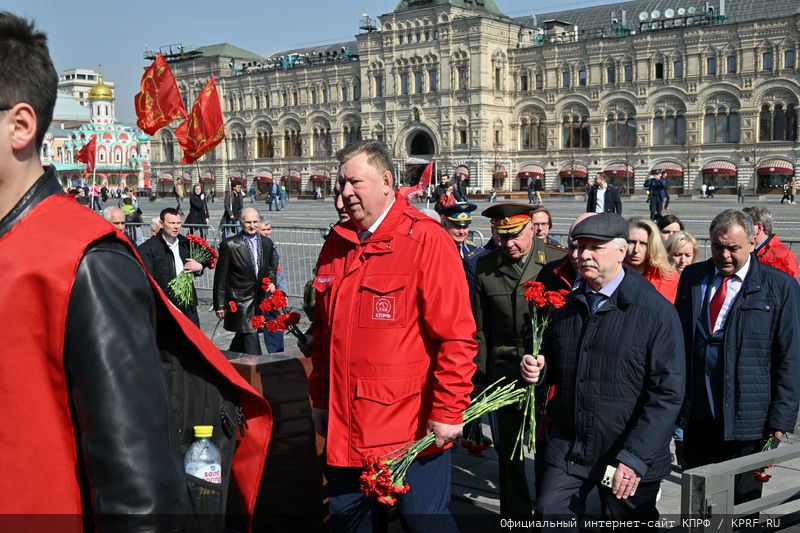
[309,194,477,467]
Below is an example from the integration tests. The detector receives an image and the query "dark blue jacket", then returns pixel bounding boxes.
[675,256,800,439]
[539,267,685,481]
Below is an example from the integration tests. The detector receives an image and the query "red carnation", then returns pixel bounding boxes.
[545,290,567,309]
[259,298,274,313]
[250,315,266,330]
[270,290,288,310]
[261,277,272,291]
[284,312,301,326]
[228,301,238,313]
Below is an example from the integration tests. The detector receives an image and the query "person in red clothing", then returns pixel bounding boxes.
[0,13,270,528]
[625,217,680,303]
[309,140,477,532]
[743,206,800,281]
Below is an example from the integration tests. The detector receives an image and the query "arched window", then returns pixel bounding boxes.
[256,126,274,159]
[312,120,332,156]
[605,110,636,148]
[703,99,740,144]
[562,112,589,148]
[519,106,546,150]
[652,99,687,146]
[760,100,799,141]
[283,123,302,158]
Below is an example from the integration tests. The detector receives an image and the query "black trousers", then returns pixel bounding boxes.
[229,332,262,355]
[493,404,534,517]
[683,418,763,505]
[649,195,663,222]
[182,307,200,328]
[535,464,661,533]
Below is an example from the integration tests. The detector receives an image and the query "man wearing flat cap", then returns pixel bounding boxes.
[472,203,566,516]
[437,201,479,259]
[520,213,685,529]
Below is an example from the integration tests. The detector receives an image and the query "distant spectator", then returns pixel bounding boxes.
[657,214,684,241]
[186,183,209,238]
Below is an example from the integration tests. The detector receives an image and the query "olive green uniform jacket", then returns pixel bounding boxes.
[472,239,566,386]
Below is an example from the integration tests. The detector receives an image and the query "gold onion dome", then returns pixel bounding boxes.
[89,69,113,100]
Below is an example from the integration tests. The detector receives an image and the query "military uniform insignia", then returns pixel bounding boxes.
[537,250,547,264]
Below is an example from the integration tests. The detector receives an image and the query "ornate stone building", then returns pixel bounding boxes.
[45,72,153,189]
[150,0,800,195]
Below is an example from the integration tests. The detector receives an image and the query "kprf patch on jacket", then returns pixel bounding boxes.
[372,295,396,320]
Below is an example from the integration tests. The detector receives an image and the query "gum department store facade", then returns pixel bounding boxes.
[149,0,800,197]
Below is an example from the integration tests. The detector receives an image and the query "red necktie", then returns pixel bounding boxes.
[709,276,731,332]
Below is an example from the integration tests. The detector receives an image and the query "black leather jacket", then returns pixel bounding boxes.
[139,232,199,312]
[0,168,184,529]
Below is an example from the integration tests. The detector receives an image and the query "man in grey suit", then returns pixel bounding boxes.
[213,207,277,354]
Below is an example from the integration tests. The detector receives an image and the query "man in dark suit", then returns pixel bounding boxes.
[222,182,243,236]
[585,172,622,215]
[675,209,800,505]
[213,207,278,355]
[139,207,204,326]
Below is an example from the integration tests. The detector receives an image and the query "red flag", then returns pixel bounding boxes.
[134,54,187,135]
[75,135,97,176]
[175,76,225,165]
[399,160,433,202]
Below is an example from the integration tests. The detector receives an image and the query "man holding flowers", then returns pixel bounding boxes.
[139,207,205,326]
[520,213,684,530]
[472,202,565,516]
[213,207,277,355]
[309,140,477,532]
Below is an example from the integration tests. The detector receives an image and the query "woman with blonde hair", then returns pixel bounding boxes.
[665,231,699,274]
[625,216,680,303]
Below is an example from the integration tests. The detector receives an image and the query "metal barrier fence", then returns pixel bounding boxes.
[681,443,800,532]
[125,224,796,298]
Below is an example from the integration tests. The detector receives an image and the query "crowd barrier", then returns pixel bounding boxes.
[121,225,797,298]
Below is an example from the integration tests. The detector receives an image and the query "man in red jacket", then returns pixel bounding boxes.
[743,206,800,281]
[0,12,270,529]
[309,140,477,532]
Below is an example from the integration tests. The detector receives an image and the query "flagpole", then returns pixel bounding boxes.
[92,138,98,210]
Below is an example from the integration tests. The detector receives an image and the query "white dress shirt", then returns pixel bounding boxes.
[709,257,751,333]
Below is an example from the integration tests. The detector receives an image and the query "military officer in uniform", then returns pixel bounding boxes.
[437,201,479,259]
[472,203,566,517]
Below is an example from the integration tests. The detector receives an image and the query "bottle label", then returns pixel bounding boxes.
[185,462,222,484]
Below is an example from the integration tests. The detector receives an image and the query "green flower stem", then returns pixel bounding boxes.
[376,378,527,488]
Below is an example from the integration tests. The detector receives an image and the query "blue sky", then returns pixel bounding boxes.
[5,0,616,123]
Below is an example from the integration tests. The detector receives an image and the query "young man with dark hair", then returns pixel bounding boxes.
[0,12,270,525]
[139,207,204,326]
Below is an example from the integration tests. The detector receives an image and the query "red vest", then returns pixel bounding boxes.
[0,195,271,518]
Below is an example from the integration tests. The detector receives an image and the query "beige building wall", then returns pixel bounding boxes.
[150,2,800,196]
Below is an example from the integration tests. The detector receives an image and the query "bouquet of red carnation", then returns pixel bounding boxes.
[250,280,307,343]
[760,255,794,276]
[168,235,219,307]
[360,379,525,506]
[754,435,779,482]
[513,281,568,459]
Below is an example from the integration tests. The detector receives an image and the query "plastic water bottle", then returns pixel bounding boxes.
[185,425,222,484]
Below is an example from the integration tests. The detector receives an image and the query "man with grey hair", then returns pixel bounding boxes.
[309,140,477,531]
[675,209,800,507]
[213,207,277,354]
[743,205,799,280]
[522,212,684,528]
[101,205,126,230]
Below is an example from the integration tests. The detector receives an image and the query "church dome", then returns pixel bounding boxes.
[89,73,113,100]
